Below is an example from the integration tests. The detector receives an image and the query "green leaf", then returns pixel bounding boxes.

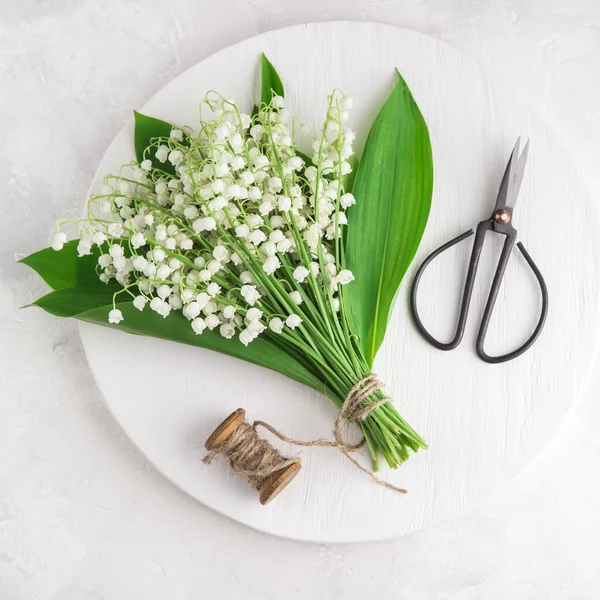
[344,70,434,366]
[30,284,122,317]
[133,110,176,174]
[260,53,284,105]
[20,241,104,291]
[77,301,329,395]
[343,153,360,193]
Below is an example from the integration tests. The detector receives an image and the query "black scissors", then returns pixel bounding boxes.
[410,137,549,364]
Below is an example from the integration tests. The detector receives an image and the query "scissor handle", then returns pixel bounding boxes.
[410,224,549,363]
[410,226,483,351]
[477,240,548,363]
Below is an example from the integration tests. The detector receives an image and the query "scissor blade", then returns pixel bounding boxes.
[509,138,529,209]
[494,137,521,212]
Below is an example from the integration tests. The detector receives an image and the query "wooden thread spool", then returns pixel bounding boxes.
[204,408,302,505]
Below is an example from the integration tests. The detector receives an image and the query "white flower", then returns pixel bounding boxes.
[269,230,284,243]
[263,255,280,275]
[268,177,283,193]
[287,156,303,171]
[269,317,284,334]
[191,318,206,335]
[293,266,309,283]
[156,264,171,280]
[131,233,146,249]
[196,292,210,310]
[248,230,266,245]
[169,293,182,310]
[211,179,225,194]
[92,231,106,245]
[157,284,171,299]
[199,269,212,282]
[215,163,229,177]
[209,196,227,211]
[213,245,230,262]
[261,241,277,257]
[180,289,195,304]
[205,314,220,330]
[97,253,112,269]
[235,224,250,239]
[150,297,162,312]
[239,329,254,346]
[222,305,237,319]
[152,247,166,262]
[206,282,221,297]
[278,195,291,212]
[259,200,274,215]
[240,271,254,284]
[108,309,124,324]
[155,145,169,163]
[289,291,303,305]
[277,238,292,253]
[183,302,201,320]
[240,170,254,186]
[337,269,355,285]
[168,150,183,166]
[184,205,198,219]
[141,159,152,171]
[286,314,302,329]
[203,300,217,316]
[170,129,184,141]
[241,284,261,305]
[245,212,261,226]
[168,257,182,270]
[340,193,356,209]
[107,222,124,237]
[230,156,245,171]
[304,224,321,250]
[112,256,126,271]
[133,295,147,311]
[219,323,235,339]
[247,320,265,336]
[192,217,216,233]
[248,186,262,200]
[157,301,171,318]
[143,263,157,278]
[77,239,92,256]
[272,95,285,109]
[155,225,167,241]
[305,165,317,181]
[250,125,264,141]
[206,260,221,275]
[246,307,262,321]
[325,262,337,278]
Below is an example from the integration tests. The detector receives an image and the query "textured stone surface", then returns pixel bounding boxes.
[2,1,600,598]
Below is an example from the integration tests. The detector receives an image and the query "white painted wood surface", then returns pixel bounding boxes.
[78,22,600,542]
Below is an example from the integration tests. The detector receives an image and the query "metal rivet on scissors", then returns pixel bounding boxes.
[410,137,549,364]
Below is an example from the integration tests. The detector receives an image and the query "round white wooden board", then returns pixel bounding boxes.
[79,22,600,542]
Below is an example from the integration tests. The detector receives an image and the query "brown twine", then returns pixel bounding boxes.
[204,374,407,494]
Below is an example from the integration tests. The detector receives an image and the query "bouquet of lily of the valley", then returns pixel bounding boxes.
[22,55,433,473]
